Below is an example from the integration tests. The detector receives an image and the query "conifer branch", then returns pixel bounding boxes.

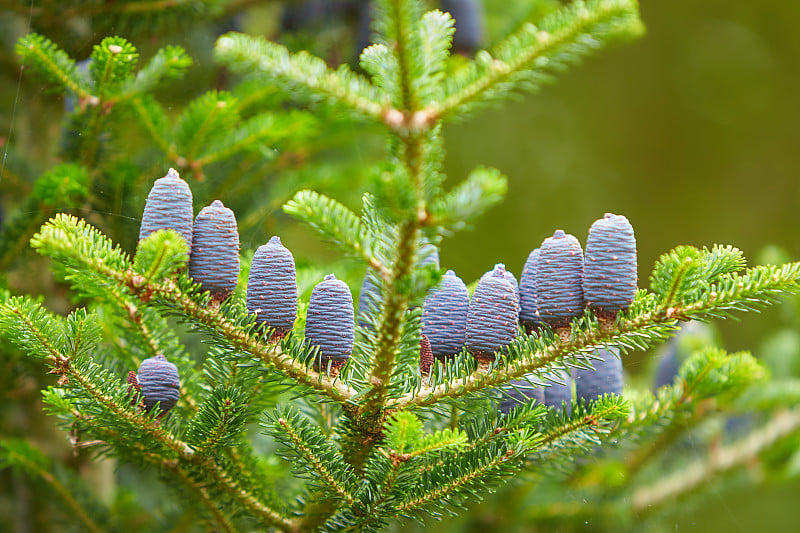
[631,407,800,512]
[165,461,239,533]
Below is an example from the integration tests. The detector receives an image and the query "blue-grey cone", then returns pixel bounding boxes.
[574,348,623,402]
[247,236,298,335]
[466,265,519,359]
[535,230,585,328]
[442,0,484,54]
[499,378,544,415]
[305,274,355,365]
[479,263,519,305]
[421,270,469,358]
[139,168,194,248]
[357,268,382,329]
[542,369,572,415]
[654,347,680,390]
[189,200,240,299]
[584,213,637,316]
[137,355,180,413]
[519,248,544,332]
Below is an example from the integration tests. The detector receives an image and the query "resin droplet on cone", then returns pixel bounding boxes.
[247,236,298,337]
[518,248,543,333]
[535,230,585,329]
[139,168,194,248]
[137,355,180,414]
[189,200,240,300]
[466,264,519,360]
[421,269,469,359]
[574,348,623,403]
[584,213,637,317]
[305,274,354,368]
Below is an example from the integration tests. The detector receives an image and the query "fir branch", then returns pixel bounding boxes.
[426,0,643,123]
[1,440,107,533]
[164,460,239,533]
[389,261,800,409]
[15,33,92,99]
[631,407,800,512]
[214,33,389,123]
[283,190,390,280]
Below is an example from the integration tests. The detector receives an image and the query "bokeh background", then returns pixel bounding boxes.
[1,0,799,531]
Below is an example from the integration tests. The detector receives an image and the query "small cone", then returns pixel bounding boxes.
[584,213,637,318]
[574,348,623,403]
[139,168,194,248]
[189,200,240,300]
[518,248,544,333]
[247,236,298,337]
[535,230,585,329]
[305,274,355,368]
[421,270,469,359]
[419,334,434,376]
[137,355,180,414]
[126,370,141,407]
[466,265,519,361]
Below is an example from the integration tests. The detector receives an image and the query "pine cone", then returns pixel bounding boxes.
[247,236,298,337]
[542,369,572,415]
[519,248,544,333]
[466,264,519,360]
[139,168,194,248]
[189,200,240,300]
[137,355,180,414]
[305,274,355,366]
[499,379,544,415]
[419,333,434,375]
[534,230,585,328]
[479,263,519,305]
[442,0,484,54]
[574,348,623,403]
[126,370,141,407]
[583,213,637,317]
[357,268,382,329]
[421,269,469,359]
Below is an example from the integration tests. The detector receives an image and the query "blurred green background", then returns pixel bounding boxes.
[1,0,800,531]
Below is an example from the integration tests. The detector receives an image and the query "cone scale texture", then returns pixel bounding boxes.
[535,230,585,328]
[466,265,519,360]
[189,200,240,299]
[247,236,298,336]
[519,248,543,332]
[305,274,355,366]
[479,263,519,305]
[137,355,180,414]
[574,348,623,403]
[422,270,470,359]
[139,168,194,248]
[419,334,434,375]
[584,213,637,316]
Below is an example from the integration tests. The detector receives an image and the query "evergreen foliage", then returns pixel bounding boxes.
[2,1,800,532]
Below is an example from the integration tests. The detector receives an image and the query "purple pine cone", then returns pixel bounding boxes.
[499,379,544,415]
[584,213,637,316]
[357,268,382,328]
[479,263,519,305]
[466,265,519,359]
[574,348,623,403]
[247,236,298,336]
[421,270,469,358]
[189,200,240,299]
[419,334,434,375]
[519,248,544,332]
[137,355,180,413]
[535,230,585,328]
[305,274,355,365]
[139,168,194,248]
[542,369,572,415]
[442,0,484,54]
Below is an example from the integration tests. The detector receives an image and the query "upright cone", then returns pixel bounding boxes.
[139,168,194,248]
[305,274,355,368]
[137,355,180,414]
[421,270,470,359]
[583,213,637,317]
[535,230,585,328]
[189,200,240,300]
[466,265,519,360]
[519,248,543,333]
[247,236,298,337]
